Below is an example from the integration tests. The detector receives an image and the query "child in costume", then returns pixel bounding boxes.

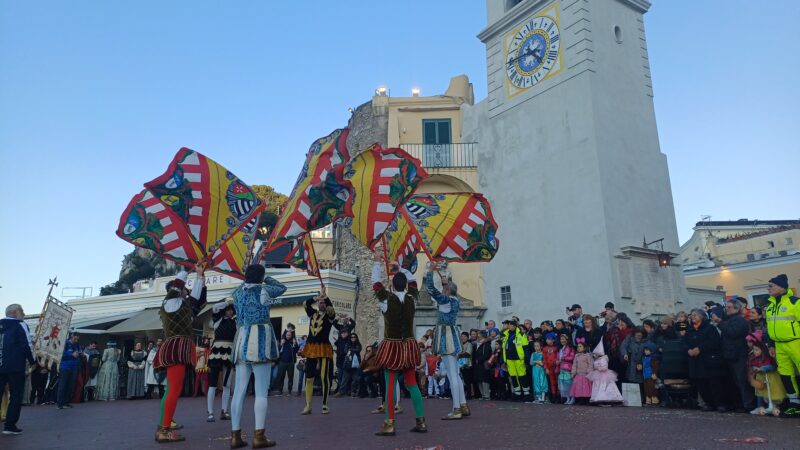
[587,341,623,405]
[641,342,660,405]
[542,332,559,402]
[529,341,548,403]
[557,334,575,404]
[425,347,441,398]
[569,339,593,404]
[747,339,785,416]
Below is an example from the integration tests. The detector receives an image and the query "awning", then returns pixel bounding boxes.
[107,308,163,334]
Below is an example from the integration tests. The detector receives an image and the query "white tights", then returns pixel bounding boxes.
[441,355,466,410]
[207,366,234,414]
[231,362,271,431]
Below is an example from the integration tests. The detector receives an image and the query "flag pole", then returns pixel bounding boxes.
[380,235,392,279]
[307,234,325,289]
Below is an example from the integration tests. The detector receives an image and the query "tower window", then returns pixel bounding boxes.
[505,0,524,12]
[501,285,512,307]
[614,25,623,43]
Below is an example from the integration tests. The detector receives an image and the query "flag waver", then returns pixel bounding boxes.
[269,128,352,247]
[345,144,428,250]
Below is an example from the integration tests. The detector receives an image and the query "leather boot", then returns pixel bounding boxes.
[370,403,385,414]
[230,430,247,449]
[441,408,463,420]
[375,419,396,436]
[460,404,471,417]
[410,417,427,433]
[155,426,186,443]
[252,429,276,448]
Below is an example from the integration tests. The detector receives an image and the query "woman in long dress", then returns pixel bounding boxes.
[96,342,121,401]
[126,343,147,399]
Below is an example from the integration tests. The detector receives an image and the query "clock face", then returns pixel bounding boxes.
[505,15,561,89]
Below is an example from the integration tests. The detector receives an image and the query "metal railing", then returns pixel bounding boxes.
[399,143,477,169]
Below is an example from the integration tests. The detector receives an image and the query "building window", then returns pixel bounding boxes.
[767,240,775,248]
[751,294,770,309]
[786,237,794,246]
[501,285,512,307]
[747,253,755,261]
[422,119,452,167]
[505,0,524,12]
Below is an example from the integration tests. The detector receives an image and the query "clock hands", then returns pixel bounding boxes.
[506,44,543,70]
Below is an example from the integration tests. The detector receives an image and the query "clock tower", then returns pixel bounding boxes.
[465,0,688,321]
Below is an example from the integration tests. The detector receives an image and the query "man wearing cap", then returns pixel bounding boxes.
[57,332,82,409]
[567,304,584,329]
[153,266,207,443]
[764,274,800,414]
[0,304,35,435]
[501,319,530,400]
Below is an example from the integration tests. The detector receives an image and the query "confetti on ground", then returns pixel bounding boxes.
[713,437,768,444]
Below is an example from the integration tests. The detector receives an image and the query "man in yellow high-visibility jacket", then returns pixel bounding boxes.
[765,274,800,414]
[501,320,530,400]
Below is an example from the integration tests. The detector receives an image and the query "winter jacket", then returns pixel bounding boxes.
[765,289,799,343]
[620,335,647,383]
[558,346,575,372]
[659,337,689,379]
[683,319,726,379]
[571,352,594,376]
[472,341,492,382]
[717,314,750,361]
[0,318,35,373]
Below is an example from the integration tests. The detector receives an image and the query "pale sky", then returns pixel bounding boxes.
[1,1,798,313]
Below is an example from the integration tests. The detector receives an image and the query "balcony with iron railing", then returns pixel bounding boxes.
[399,143,477,169]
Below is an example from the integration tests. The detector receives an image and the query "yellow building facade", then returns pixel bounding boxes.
[311,75,486,307]
[680,220,800,307]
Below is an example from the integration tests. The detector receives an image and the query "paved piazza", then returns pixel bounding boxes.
[5,396,798,449]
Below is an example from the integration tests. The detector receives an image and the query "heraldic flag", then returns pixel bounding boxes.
[344,143,428,250]
[117,148,264,278]
[268,128,352,248]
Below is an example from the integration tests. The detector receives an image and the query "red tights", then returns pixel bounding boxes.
[160,365,186,427]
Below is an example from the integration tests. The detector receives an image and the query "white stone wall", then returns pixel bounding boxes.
[468,0,684,323]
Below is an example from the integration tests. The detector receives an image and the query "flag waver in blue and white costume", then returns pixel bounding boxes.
[232,277,285,363]
[425,270,470,419]
[427,272,462,357]
[229,265,286,448]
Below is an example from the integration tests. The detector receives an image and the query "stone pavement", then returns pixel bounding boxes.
[3,395,799,449]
